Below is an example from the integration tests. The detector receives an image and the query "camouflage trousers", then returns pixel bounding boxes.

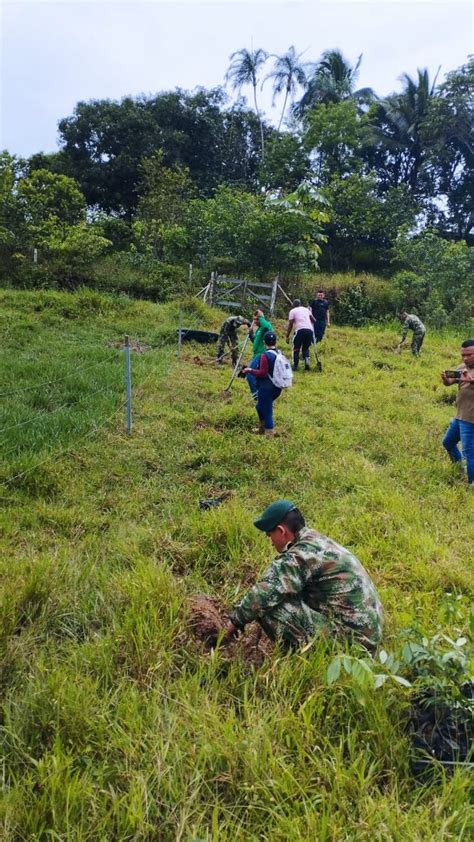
[256,600,330,648]
[217,330,239,365]
[411,332,425,356]
[257,599,377,652]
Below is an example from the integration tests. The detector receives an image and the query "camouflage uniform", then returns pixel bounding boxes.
[230,527,383,651]
[217,316,249,365]
[401,314,426,356]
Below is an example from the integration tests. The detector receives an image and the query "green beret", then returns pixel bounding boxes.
[254,499,296,532]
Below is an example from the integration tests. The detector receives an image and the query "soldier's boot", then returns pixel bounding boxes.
[264,429,275,438]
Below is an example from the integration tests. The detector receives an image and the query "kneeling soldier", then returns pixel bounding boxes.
[223,500,383,652]
[216,315,251,365]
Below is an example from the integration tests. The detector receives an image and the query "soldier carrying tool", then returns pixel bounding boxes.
[216,315,251,365]
[221,500,384,652]
[397,311,426,357]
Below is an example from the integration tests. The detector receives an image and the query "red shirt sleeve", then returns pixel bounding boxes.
[249,353,269,378]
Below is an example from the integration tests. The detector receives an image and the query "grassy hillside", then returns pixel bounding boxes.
[1,289,472,840]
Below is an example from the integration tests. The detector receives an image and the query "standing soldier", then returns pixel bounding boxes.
[397,311,426,356]
[216,315,251,365]
[221,500,384,652]
[309,290,330,344]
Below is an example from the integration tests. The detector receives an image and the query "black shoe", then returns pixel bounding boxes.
[293,365,299,372]
[304,362,310,371]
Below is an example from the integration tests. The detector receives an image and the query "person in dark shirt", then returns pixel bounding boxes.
[309,291,330,343]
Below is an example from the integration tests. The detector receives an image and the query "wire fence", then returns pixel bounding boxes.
[0,335,173,489]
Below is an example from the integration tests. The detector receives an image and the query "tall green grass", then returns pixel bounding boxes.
[1,289,472,840]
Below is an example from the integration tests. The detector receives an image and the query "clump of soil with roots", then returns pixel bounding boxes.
[188,594,274,666]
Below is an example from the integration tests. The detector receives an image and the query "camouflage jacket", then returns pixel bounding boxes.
[401,314,425,339]
[219,316,248,337]
[230,527,383,648]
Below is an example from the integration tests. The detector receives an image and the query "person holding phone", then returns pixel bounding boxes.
[441,339,474,485]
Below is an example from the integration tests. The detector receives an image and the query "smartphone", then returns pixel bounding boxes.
[444,370,462,380]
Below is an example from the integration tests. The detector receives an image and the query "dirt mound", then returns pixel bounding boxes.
[188,594,274,666]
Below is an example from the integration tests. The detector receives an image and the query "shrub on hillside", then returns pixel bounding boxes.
[289,272,398,325]
[392,232,473,327]
[91,253,189,301]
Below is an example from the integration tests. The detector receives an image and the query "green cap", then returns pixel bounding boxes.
[254,500,296,532]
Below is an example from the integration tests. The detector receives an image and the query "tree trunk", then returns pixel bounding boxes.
[253,83,265,162]
[277,87,290,132]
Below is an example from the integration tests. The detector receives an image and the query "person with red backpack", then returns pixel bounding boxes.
[242,331,292,438]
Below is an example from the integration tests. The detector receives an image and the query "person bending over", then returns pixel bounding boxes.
[286,298,315,371]
[397,311,426,356]
[222,500,384,652]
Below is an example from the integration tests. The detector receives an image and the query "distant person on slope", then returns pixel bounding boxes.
[309,290,330,344]
[397,311,426,356]
[216,315,251,365]
[246,310,273,400]
[286,298,315,371]
[441,339,474,485]
[221,500,384,652]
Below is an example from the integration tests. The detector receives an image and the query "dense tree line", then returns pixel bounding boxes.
[0,48,472,324]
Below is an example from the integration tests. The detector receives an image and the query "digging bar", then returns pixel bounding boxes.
[224,332,251,394]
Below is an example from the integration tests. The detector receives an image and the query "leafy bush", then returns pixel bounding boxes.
[91,252,188,301]
[292,271,398,325]
[392,231,474,327]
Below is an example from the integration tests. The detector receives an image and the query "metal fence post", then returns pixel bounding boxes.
[177,308,182,358]
[124,335,132,433]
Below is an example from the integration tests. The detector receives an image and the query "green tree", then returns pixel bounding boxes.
[304,100,364,179]
[420,59,474,241]
[294,49,374,117]
[263,46,308,131]
[366,68,438,195]
[392,230,473,324]
[320,173,418,270]
[58,89,273,215]
[17,169,86,246]
[184,183,328,277]
[226,48,269,160]
[258,134,309,191]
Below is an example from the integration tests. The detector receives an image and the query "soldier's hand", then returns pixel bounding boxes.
[222,621,239,643]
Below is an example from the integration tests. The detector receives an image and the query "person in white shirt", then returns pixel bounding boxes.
[286,299,315,371]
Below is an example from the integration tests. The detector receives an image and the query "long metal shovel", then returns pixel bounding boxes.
[313,336,323,372]
[224,333,251,394]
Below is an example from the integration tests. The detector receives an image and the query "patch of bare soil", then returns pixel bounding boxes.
[188,594,274,666]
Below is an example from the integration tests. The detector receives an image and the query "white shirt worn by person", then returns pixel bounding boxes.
[288,306,313,332]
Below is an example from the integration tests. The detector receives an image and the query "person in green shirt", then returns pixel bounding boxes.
[246,310,273,399]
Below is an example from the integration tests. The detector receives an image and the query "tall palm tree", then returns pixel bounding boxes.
[368,68,439,192]
[263,46,308,131]
[294,49,374,117]
[226,47,269,160]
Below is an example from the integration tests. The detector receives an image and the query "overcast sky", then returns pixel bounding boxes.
[1,0,472,158]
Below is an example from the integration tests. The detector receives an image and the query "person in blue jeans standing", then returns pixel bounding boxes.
[441,339,474,485]
[243,331,281,438]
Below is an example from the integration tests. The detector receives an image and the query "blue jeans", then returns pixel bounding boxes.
[256,383,281,430]
[442,417,474,483]
[246,355,259,400]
